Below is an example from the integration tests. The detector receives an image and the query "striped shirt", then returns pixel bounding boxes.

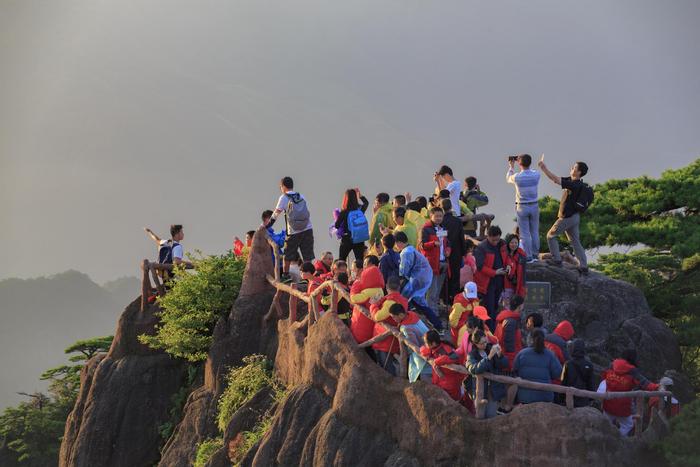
[507,168,540,204]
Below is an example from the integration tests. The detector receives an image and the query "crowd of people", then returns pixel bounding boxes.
[155,156,675,435]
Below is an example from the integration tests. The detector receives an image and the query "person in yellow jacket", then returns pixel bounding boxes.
[449,281,481,346]
[404,202,426,233]
[369,193,395,246]
[380,207,418,248]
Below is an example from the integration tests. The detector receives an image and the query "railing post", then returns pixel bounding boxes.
[141,259,150,311]
[635,396,645,436]
[475,375,486,419]
[309,299,317,325]
[289,295,298,322]
[399,342,408,380]
[565,388,574,410]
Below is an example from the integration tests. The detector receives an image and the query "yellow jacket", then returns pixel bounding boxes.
[369,204,395,245]
[395,223,418,247]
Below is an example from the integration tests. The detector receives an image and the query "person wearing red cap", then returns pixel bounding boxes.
[350,262,386,348]
[545,320,575,365]
[448,281,479,346]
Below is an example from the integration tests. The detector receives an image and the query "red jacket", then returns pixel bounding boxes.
[474,240,508,294]
[545,320,575,364]
[602,359,659,417]
[350,266,385,344]
[448,294,479,346]
[420,343,466,401]
[370,292,409,354]
[494,309,522,370]
[313,260,331,277]
[306,275,325,310]
[419,221,451,276]
[504,248,528,298]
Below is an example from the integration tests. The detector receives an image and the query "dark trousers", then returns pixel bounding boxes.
[339,238,366,263]
[479,280,503,332]
[410,299,443,331]
[447,255,462,302]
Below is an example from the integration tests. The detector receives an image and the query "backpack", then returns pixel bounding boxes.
[574,183,594,213]
[346,209,369,244]
[158,240,179,265]
[286,193,311,232]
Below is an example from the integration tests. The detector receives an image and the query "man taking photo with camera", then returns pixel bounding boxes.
[507,154,541,263]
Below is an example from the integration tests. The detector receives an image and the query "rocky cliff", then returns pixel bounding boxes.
[59,231,688,467]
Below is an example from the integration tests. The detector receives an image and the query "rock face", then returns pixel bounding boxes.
[243,313,667,467]
[59,298,188,467]
[59,233,685,467]
[525,262,682,379]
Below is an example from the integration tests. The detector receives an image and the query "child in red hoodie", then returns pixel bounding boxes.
[350,260,385,346]
[600,349,659,436]
[420,330,466,401]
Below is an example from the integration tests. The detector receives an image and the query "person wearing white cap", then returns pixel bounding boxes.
[448,281,480,346]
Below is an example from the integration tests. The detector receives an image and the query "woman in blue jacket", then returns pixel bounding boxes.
[512,329,562,404]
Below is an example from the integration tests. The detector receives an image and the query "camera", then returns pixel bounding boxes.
[508,155,519,163]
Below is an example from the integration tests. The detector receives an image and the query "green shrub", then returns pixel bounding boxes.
[139,251,246,361]
[240,414,273,458]
[661,399,700,467]
[194,437,224,467]
[158,364,201,442]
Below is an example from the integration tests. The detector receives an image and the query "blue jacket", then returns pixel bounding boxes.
[379,249,400,284]
[512,347,562,403]
[466,344,510,401]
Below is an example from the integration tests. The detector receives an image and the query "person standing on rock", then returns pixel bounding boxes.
[507,154,541,263]
[334,188,370,263]
[265,176,315,281]
[538,155,591,275]
[474,225,508,331]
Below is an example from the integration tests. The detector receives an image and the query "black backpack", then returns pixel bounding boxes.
[158,240,179,265]
[574,183,594,213]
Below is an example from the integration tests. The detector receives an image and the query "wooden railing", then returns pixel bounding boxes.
[140,259,193,311]
[263,234,673,434]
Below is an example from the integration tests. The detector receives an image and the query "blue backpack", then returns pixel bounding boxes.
[347,210,369,244]
[158,240,180,265]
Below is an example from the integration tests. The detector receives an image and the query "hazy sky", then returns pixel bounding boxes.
[1,0,699,284]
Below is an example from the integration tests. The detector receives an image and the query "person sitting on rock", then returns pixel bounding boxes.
[511,329,562,404]
[420,330,467,401]
[395,231,443,331]
[494,295,524,371]
[466,329,510,418]
[599,349,659,436]
[448,281,479,347]
[369,276,409,376]
[560,338,595,407]
[389,303,431,382]
[349,260,386,353]
[544,320,575,365]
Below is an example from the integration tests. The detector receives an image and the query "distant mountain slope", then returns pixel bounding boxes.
[0,271,139,409]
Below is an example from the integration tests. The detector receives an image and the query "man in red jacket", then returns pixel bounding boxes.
[369,276,409,375]
[600,349,659,436]
[420,330,466,401]
[420,207,451,317]
[494,295,524,370]
[474,225,508,331]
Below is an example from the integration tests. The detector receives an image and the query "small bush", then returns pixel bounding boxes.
[139,251,246,361]
[661,399,700,467]
[217,355,281,432]
[194,437,224,467]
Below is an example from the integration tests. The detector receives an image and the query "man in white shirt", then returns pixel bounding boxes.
[144,225,193,281]
[434,165,461,216]
[265,176,315,276]
[507,154,541,263]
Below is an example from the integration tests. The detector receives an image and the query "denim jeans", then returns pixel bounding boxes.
[516,203,540,260]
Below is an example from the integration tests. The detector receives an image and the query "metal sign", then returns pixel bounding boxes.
[525,281,551,310]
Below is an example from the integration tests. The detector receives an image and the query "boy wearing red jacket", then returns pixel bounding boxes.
[448,281,480,346]
[494,295,524,371]
[420,330,466,401]
[600,349,659,436]
[350,264,385,346]
[370,276,409,375]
